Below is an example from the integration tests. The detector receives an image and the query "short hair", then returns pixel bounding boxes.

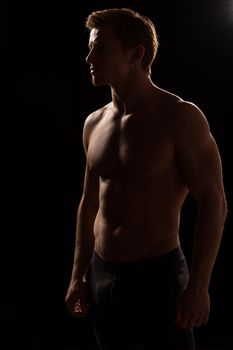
[85,8,159,74]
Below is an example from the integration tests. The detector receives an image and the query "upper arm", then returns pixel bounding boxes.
[174,102,225,202]
[81,113,99,208]
[82,162,99,208]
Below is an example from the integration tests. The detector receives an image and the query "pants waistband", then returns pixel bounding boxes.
[91,246,183,274]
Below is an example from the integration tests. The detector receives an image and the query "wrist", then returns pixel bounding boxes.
[72,274,87,283]
[187,274,210,292]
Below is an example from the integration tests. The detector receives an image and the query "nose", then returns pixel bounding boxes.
[86,49,93,64]
[86,52,90,64]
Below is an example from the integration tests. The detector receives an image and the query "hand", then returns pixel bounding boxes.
[65,280,89,318]
[175,285,210,330]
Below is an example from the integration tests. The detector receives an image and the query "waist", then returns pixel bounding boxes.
[94,227,180,262]
[92,245,184,274]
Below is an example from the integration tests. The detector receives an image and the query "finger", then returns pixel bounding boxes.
[74,300,89,315]
[202,313,209,324]
[175,307,181,323]
[194,319,203,328]
[71,306,89,318]
[175,314,195,330]
[175,309,189,328]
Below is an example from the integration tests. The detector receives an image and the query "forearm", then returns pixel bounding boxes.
[188,197,227,290]
[71,237,94,282]
[71,197,97,282]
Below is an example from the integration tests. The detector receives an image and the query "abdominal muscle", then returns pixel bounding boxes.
[93,177,184,263]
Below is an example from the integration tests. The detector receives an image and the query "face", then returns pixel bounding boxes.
[86,25,132,86]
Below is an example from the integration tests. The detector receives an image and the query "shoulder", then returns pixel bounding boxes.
[156,87,210,131]
[172,100,210,137]
[169,99,214,155]
[156,86,206,117]
[82,102,112,151]
[155,86,212,144]
[84,102,111,128]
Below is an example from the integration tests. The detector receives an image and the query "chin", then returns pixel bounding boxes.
[92,77,107,86]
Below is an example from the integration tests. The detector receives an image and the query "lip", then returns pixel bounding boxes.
[90,67,99,74]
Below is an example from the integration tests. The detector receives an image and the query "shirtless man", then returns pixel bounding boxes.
[65,8,227,350]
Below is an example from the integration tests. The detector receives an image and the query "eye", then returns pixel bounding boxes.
[88,46,107,56]
[95,45,107,51]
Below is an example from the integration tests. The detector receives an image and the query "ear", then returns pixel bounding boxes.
[129,44,145,65]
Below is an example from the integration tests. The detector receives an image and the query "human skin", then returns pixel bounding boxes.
[65,25,227,331]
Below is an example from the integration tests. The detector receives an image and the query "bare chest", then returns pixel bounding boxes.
[87,115,174,177]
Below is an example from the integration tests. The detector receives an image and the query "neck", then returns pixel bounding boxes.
[111,74,156,115]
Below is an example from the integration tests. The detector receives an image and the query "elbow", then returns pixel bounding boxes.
[198,190,228,225]
[221,194,228,222]
[214,191,228,230]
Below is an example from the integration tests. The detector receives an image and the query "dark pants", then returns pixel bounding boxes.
[87,247,195,350]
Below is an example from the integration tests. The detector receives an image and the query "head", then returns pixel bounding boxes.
[85,8,159,76]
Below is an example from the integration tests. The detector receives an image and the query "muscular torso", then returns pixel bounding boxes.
[87,90,189,262]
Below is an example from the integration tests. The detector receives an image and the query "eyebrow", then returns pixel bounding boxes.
[88,40,107,49]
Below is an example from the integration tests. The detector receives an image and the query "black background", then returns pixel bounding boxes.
[1,0,233,349]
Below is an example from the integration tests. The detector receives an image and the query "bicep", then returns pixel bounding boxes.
[81,114,100,208]
[82,162,99,208]
[178,134,224,199]
[175,105,224,200]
